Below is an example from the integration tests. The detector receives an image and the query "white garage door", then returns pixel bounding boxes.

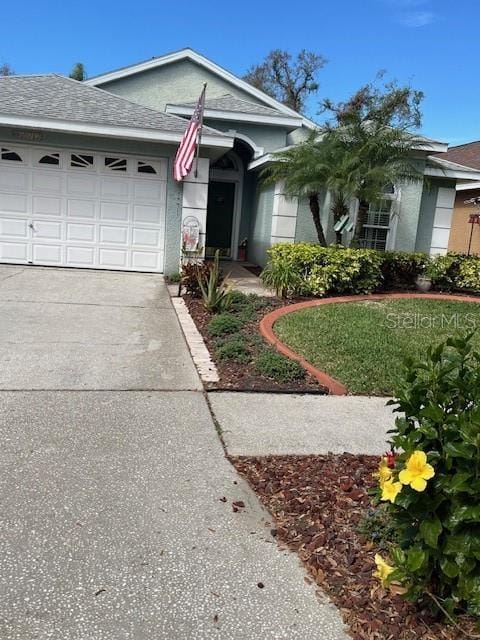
[0,144,167,272]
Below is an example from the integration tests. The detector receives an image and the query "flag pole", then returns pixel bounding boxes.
[194,82,207,178]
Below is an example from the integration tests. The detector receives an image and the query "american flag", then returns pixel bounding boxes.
[173,85,206,182]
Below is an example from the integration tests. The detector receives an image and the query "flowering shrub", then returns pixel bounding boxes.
[373,334,480,618]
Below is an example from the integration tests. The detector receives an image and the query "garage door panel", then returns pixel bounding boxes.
[100,202,129,222]
[133,204,164,224]
[133,180,165,201]
[100,225,128,245]
[0,193,28,214]
[0,168,28,191]
[66,246,95,266]
[67,223,95,242]
[0,242,28,261]
[0,217,28,238]
[132,251,161,270]
[67,199,96,219]
[33,220,62,240]
[132,228,161,247]
[32,172,62,194]
[0,147,166,272]
[67,174,97,196]
[32,244,62,263]
[99,248,128,268]
[33,196,62,216]
[101,178,129,198]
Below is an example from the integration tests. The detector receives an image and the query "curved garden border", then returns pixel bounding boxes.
[259,292,480,396]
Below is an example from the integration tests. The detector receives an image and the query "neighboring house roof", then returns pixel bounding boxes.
[85,47,317,130]
[0,74,232,148]
[433,140,480,171]
[166,93,302,130]
[425,155,480,181]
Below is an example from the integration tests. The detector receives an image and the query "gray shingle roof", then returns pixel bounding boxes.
[173,93,286,117]
[0,74,224,136]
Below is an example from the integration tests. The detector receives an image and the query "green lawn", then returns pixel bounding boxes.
[273,298,480,395]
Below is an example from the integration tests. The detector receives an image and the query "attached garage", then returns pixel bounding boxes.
[0,145,167,272]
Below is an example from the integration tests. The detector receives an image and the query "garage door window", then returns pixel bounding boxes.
[137,161,157,175]
[71,153,94,169]
[38,152,60,166]
[105,157,127,172]
[1,148,23,162]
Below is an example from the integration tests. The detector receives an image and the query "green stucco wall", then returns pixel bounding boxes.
[392,159,426,252]
[294,191,330,244]
[204,119,288,154]
[248,183,274,266]
[98,59,267,112]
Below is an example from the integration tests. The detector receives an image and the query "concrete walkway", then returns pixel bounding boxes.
[0,265,347,640]
[209,392,395,456]
[224,262,274,297]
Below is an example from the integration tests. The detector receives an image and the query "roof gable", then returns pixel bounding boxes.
[434,141,480,171]
[85,48,316,129]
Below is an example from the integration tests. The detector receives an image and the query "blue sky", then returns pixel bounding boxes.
[2,0,478,145]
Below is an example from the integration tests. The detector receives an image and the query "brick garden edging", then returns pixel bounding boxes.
[259,292,480,396]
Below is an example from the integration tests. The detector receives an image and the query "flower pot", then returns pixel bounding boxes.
[415,276,432,292]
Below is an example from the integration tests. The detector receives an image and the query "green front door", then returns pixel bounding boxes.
[205,181,235,258]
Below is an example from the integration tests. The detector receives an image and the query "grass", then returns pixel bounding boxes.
[273,298,480,395]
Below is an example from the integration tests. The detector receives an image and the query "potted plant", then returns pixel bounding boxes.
[416,260,432,292]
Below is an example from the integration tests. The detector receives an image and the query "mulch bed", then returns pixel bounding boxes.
[184,295,326,393]
[232,454,477,640]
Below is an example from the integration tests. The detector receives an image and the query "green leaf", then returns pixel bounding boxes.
[390,546,406,566]
[407,547,427,572]
[419,515,442,548]
[444,441,475,460]
[440,557,459,578]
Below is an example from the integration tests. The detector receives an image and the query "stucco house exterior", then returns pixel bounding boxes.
[1,48,479,275]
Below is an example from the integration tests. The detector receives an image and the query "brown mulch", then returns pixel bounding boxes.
[232,454,477,640]
[184,295,326,394]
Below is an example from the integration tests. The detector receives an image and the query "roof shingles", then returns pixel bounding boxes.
[172,93,286,117]
[0,74,223,136]
[434,141,480,171]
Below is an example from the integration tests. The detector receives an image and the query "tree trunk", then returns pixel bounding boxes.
[309,193,327,246]
[331,191,349,245]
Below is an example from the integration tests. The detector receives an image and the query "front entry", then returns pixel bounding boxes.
[205,181,235,258]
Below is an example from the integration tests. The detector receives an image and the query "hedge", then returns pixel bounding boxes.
[261,244,480,297]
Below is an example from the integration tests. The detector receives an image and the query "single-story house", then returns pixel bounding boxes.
[1,48,479,275]
[433,141,480,255]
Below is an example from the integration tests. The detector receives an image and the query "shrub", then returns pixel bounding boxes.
[227,290,256,322]
[254,349,305,382]
[426,253,465,291]
[380,252,430,290]
[374,334,480,617]
[458,256,480,291]
[181,261,218,298]
[262,243,383,297]
[197,250,232,313]
[215,338,250,364]
[208,313,242,337]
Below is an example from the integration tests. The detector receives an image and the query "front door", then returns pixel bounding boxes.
[205,181,235,258]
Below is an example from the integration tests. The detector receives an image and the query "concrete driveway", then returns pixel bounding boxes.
[0,266,347,640]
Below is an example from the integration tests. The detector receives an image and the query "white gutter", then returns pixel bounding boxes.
[0,113,234,149]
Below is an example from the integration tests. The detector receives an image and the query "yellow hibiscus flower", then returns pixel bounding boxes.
[373,554,394,587]
[399,450,435,492]
[381,479,402,503]
[374,457,392,488]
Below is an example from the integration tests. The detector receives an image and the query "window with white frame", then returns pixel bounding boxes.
[359,186,397,251]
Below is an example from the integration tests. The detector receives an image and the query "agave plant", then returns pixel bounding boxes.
[196,250,231,313]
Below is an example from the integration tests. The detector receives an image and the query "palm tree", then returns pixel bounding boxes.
[263,81,425,246]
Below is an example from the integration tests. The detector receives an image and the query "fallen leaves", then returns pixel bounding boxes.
[232,453,475,640]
